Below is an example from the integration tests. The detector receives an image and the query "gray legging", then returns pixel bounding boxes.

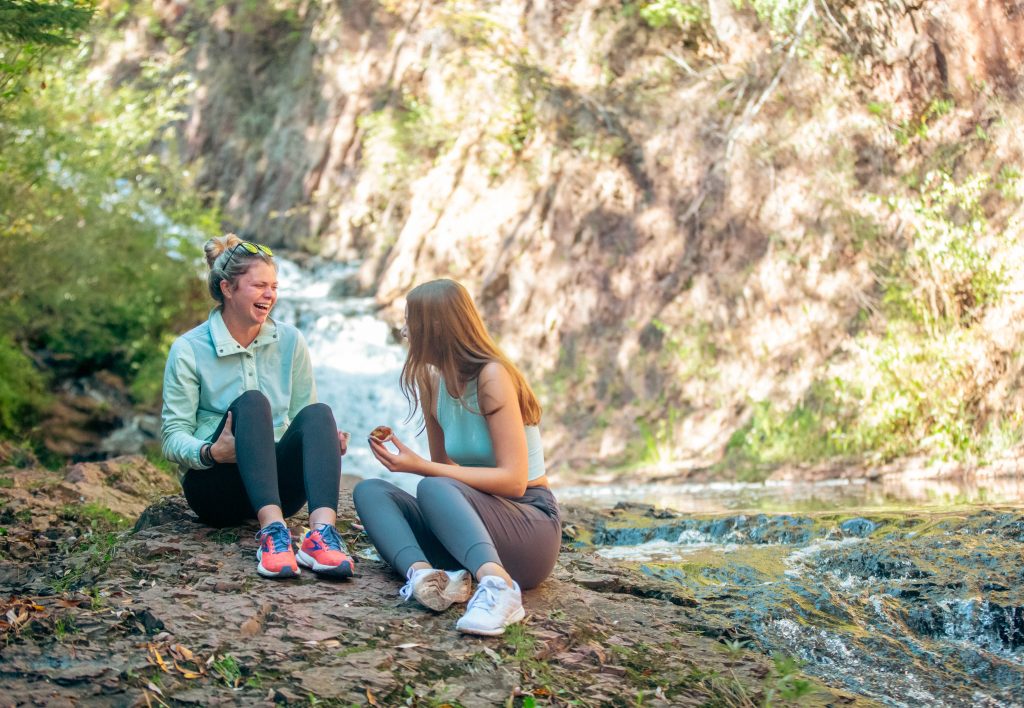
[353,477,561,590]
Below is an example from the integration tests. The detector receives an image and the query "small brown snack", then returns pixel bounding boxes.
[369,425,393,442]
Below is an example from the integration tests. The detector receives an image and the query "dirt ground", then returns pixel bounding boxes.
[0,455,865,706]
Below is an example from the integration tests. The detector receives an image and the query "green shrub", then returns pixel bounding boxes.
[880,170,1005,330]
[357,89,453,194]
[0,334,49,435]
[0,18,215,440]
[738,0,807,36]
[637,0,706,31]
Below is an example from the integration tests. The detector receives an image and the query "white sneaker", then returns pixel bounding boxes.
[455,575,525,636]
[399,568,473,611]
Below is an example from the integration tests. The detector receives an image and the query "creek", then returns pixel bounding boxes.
[279,257,1023,706]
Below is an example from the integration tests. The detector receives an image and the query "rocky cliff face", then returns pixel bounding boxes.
[103,0,1024,475]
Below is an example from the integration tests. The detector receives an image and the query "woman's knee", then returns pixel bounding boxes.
[353,478,398,512]
[292,402,336,430]
[417,476,464,502]
[232,389,271,415]
[416,477,470,515]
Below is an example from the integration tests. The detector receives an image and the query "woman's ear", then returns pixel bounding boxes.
[220,278,233,301]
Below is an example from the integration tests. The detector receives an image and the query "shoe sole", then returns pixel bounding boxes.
[296,550,354,579]
[413,570,454,611]
[257,563,300,579]
[445,572,473,605]
[456,606,526,636]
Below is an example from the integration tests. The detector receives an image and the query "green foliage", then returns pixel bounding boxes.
[0,0,93,46]
[764,653,812,705]
[737,0,806,36]
[652,318,718,378]
[725,325,1005,475]
[637,406,683,468]
[881,170,1005,330]
[53,613,77,640]
[723,381,850,480]
[51,529,121,592]
[63,502,132,531]
[0,334,49,435]
[0,36,215,440]
[0,0,94,107]
[869,97,955,146]
[212,654,243,688]
[637,0,706,31]
[358,89,452,194]
[722,163,1016,475]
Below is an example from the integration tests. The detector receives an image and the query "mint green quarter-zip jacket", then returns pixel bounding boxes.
[160,309,316,475]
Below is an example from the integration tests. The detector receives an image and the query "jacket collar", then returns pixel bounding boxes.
[209,308,280,358]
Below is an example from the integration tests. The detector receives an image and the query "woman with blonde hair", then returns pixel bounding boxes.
[355,279,560,635]
[161,233,354,579]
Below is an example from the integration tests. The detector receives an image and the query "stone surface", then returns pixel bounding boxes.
[0,472,858,706]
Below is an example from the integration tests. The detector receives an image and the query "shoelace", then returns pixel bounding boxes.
[465,581,499,612]
[255,522,292,553]
[398,580,415,602]
[399,568,437,601]
[314,523,348,553]
[399,568,426,601]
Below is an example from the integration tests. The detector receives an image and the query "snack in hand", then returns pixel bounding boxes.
[369,425,393,442]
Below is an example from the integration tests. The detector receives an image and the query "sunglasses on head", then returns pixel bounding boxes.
[222,241,273,271]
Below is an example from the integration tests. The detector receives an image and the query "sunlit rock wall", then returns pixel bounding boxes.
[109,0,1024,474]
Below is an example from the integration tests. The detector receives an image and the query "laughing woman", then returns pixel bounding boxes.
[354,279,560,636]
[161,234,354,580]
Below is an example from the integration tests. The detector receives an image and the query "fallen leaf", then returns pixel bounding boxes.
[146,680,163,695]
[395,642,421,649]
[366,687,378,706]
[240,617,262,637]
[147,645,170,673]
[171,644,194,662]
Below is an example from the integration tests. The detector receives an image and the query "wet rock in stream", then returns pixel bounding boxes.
[564,502,1024,706]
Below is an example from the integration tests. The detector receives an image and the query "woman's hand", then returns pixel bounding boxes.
[368,434,427,474]
[211,411,237,463]
[338,430,351,456]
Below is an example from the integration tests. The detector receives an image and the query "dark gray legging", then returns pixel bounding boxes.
[353,477,561,590]
[182,390,341,528]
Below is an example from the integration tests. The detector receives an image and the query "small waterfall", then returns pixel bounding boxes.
[274,257,427,493]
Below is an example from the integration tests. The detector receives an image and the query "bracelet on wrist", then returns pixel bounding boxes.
[201,443,215,466]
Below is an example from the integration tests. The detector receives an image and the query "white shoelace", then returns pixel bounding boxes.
[466,582,498,612]
[399,568,432,602]
[398,579,415,601]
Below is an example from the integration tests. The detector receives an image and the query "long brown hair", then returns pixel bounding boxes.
[400,279,541,426]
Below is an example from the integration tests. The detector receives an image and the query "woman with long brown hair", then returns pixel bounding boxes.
[354,279,560,635]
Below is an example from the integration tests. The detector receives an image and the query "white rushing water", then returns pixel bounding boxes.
[274,257,427,494]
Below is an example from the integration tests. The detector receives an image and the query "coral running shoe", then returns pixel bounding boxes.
[255,521,300,579]
[297,523,354,579]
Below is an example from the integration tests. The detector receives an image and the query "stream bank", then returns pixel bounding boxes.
[0,453,860,706]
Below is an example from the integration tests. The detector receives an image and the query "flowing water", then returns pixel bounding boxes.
[272,258,429,494]
[276,257,1024,706]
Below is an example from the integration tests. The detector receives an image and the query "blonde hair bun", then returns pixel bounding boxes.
[203,233,244,270]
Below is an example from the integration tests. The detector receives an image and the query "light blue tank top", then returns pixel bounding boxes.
[436,377,546,481]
